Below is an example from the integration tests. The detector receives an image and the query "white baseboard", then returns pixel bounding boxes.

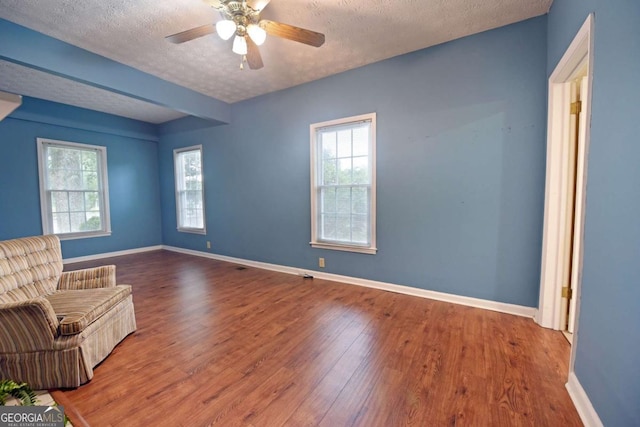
[163,246,536,318]
[63,245,163,264]
[162,246,303,275]
[566,372,604,427]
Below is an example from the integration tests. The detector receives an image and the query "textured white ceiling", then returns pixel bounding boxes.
[0,0,552,123]
[0,61,186,124]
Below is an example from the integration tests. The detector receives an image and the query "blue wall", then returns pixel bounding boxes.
[0,98,163,258]
[548,1,640,426]
[159,16,548,308]
[1,3,636,423]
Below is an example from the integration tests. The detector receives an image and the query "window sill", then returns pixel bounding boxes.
[310,242,377,255]
[56,231,112,241]
[177,227,207,235]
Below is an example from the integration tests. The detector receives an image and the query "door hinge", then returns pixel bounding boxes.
[562,286,573,299]
[570,101,582,115]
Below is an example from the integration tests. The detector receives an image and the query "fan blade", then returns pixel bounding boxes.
[247,0,271,11]
[201,0,223,8]
[260,20,325,47]
[166,24,216,44]
[245,37,264,69]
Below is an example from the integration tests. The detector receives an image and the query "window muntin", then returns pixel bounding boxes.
[37,138,111,239]
[174,145,206,234]
[311,113,377,254]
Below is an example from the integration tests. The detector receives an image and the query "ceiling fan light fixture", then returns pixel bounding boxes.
[247,24,267,46]
[166,0,325,70]
[216,19,236,40]
[232,35,248,55]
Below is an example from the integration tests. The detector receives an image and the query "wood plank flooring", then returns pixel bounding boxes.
[52,250,582,426]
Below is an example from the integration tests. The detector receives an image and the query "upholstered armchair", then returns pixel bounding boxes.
[0,235,136,389]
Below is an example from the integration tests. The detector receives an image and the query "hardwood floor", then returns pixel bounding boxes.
[52,250,582,426]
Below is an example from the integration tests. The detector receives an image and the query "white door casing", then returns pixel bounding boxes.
[537,13,593,374]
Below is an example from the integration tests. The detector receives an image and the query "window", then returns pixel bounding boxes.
[174,145,206,234]
[310,113,377,254]
[37,138,111,239]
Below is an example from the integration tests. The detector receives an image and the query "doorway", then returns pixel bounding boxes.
[537,14,594,370]
[561,71,588,344]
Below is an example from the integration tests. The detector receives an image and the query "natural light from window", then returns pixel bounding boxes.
[310,113,377,254]
[37,138,111,239]
[174,145,206,234]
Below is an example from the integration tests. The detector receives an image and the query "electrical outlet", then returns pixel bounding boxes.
[319,257,325,268]
[206,241,211,249]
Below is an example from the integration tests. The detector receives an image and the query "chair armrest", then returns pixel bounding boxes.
[58,265,116,290]
[0,298,59,352]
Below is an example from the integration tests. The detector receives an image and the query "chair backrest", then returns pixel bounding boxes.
[0,235,63,303]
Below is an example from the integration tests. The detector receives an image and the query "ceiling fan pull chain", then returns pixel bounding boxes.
[240,55,247,70]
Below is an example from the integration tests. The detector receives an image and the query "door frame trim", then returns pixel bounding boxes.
[537,13,594,366]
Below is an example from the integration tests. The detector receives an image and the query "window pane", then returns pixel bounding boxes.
[184,152,202,189]
[337,158,352,185]
[321,132,337,159]
[184,209,197,228]
[321,214,336,240]
[352,156,369,184]
[70,212,86,233]
[322,159,337,185]
[48,169,66,190]
[68,191,84,212]
[335,214,351,242]
[66,172,83,191]
[49,147,81,171]
[353,127,369,156]
[321,187,336,213]
[51,191,68,213]
[188,179,202,191]
[47,147,64,169]
[352,215,369,244]
[185,190,199,208]
[180,207,189,225]
[52,213,70,234]
[66,149,83,170]
[85,192,99,211]
[177,151,202,188]
[352,188,368,214]
[194,209,203,228]
[83,172,98,190]
[336,188,351,214]
[81,151,97,172]
[81,214,102,231]
[179,194,188,223]
[337,130,352,158]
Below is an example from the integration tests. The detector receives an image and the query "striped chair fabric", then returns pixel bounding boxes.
[0,235,136,389]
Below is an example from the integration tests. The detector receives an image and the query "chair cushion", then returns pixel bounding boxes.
[45,285,132,336]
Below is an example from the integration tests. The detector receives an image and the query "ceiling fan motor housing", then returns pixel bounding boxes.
[166,0,325,70]
[220,1,260,36]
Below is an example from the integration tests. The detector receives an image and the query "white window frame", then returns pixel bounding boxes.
[174,145,206,235]
[310,112,377,254]
[37,138,111,240]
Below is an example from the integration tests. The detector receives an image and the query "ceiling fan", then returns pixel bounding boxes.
[166,0,326,70]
